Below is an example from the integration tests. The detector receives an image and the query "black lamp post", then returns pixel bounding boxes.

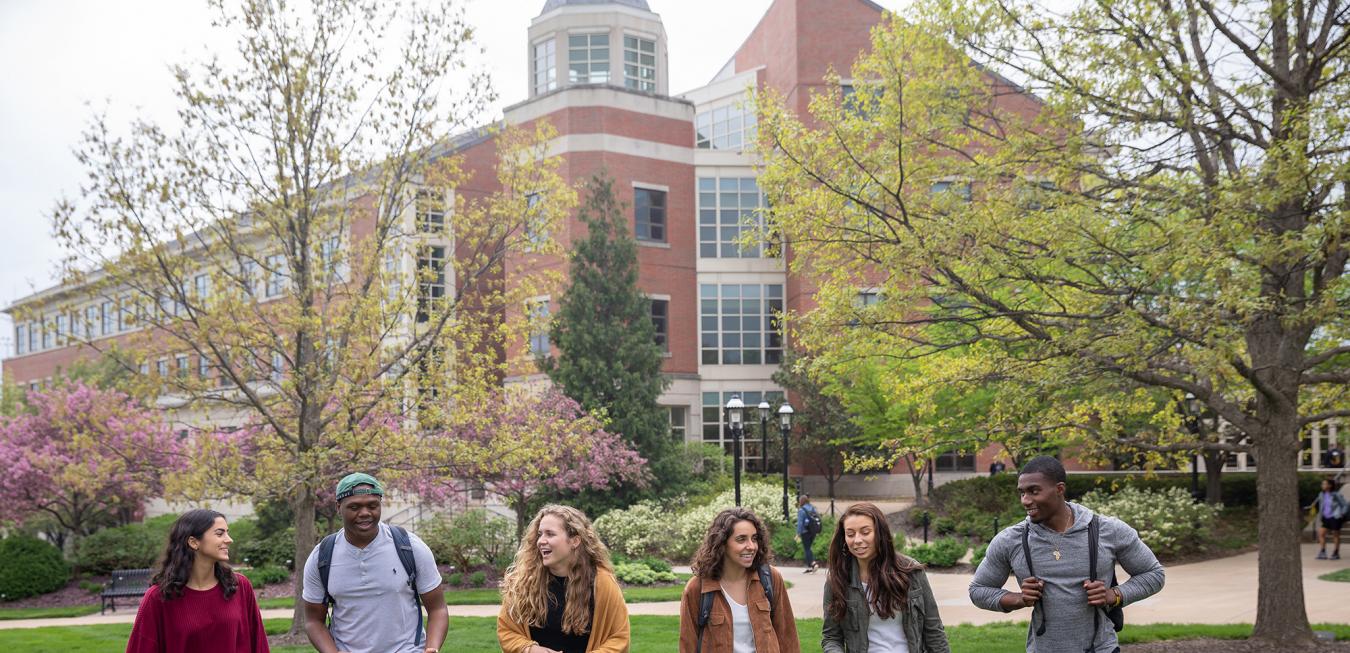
[778,403,794,523]
[726,395,745,507]
[758,400,771,476]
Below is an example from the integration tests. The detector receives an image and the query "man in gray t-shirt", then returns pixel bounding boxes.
[302,473,447,653]
[969,456,1165,652]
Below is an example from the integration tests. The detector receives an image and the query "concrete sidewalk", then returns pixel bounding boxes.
[2,543,1345,630]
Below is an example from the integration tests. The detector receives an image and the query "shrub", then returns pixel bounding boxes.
[893,531,907,553]
[769,524,801,560]
[613,561,677,585]
[971,543,989,570]
[638,557,672,574]
[595,501,677,558]
[469,571,487,588]
[446,572,462,586]
[906,537,966,568]
[240,565,289,587]
[235,527,296,570]
[420,510,515,571]
[1078,486,1222,557]
[75,523,164,575]
[0,536,70,600]
[672,483,786,560]
[811,517,835,562]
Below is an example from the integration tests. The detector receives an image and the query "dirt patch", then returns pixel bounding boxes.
[1124,638,1350,652]
[2,578,104,608]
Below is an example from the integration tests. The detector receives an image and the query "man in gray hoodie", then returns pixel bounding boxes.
[969,456,1166,652]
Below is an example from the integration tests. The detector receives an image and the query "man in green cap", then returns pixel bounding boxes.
[302,473,448,653]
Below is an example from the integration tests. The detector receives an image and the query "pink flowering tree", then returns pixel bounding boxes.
[0,382,185,552]
[414,388,648,537]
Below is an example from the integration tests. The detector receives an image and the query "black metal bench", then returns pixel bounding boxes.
[101,568,152,615]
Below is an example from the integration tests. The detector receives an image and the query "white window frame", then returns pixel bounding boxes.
[533,38,557,94]
[567,32,610,85]
[622,33,656,92]
[633,183,668,243]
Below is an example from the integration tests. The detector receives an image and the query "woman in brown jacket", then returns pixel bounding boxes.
[678,507,800,653]
[497,505,630,653]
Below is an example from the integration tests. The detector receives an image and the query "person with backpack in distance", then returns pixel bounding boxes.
[679,507,799,653]
[969,456,1165,653]
[796,495,822,573]
[496,505,631,653]
[302,473,447,653]
[126,509,269,653]
[1309,478,1348,560]
[821,502,949,653]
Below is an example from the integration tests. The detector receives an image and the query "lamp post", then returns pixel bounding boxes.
[778,403,794,523]
[758,400,771,476]
[726,395,745,507]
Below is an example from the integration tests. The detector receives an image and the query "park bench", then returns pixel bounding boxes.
[101,568,152,615]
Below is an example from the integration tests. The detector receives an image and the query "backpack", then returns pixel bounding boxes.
[802,505,823,537]
[695,565,774,653]
[1020,515,1123,653]
[316,525,424,646]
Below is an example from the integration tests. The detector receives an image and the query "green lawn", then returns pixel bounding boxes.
[1320,567,1350,582]
[255,576,691,610]
[0,605,101,620]
[1,618,1347,652]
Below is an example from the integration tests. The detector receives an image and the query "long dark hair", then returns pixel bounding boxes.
[690,508,772,580]
[150,509,238,601]
[826,502,919,623]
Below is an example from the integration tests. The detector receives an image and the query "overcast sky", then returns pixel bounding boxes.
[0,0,906,357]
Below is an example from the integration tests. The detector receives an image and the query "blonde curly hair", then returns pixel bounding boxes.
[499,504,613,635]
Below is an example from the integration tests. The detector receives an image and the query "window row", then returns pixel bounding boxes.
[533,32,658,94]
[695,102,756,150]
[699,284,784,365]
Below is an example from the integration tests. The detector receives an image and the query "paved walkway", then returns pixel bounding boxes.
[3,544,1345,630]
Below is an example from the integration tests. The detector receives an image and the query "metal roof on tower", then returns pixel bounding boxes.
[539,0,652,15]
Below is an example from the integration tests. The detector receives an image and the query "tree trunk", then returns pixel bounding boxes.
[1203,451,1225,505]
[907,455,925,506]
[826,475,837,518]
[289,488,318,636]
[1249,423,1314,645]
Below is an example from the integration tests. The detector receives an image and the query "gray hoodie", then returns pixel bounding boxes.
[968,502,1166,652]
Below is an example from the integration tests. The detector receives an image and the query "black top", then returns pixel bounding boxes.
[529,575,592,653]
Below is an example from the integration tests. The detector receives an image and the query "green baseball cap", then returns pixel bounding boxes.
[336,473,384,501]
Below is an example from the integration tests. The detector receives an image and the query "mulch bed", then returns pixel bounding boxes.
[1125,639,1350,652]
[3,578,104,609]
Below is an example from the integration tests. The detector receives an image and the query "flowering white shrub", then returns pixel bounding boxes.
[1077,486,1222,556]
[596,482,789,560]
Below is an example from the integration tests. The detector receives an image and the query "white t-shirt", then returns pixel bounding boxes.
[721,587,757,653]
[862,581,910,653]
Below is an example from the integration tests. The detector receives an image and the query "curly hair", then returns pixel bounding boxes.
[690,508,772,580]
[826,502,919,623]
[150,509,238,601]
[499,505,613,635]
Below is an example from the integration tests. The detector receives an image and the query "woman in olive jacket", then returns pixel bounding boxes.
[820,503,949,653]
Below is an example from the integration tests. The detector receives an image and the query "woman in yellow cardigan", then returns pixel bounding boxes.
[498,505,631,653]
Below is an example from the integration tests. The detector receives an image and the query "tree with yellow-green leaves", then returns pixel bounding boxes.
[42,0,575,633]
[757,3,1347,645]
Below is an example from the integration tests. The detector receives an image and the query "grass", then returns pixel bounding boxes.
[1319,567,1350,583]
[2,618,1348,652]
[0,605,101,620]
[255,575,692,610]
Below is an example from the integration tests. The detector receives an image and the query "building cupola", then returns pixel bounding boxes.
[528,0,669,98]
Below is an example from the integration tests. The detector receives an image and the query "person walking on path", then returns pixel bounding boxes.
[1310,478,1347,560]
[497,505,631,653]
[301,473,447,653]
[797,496,822,573]
[126,509,269,653]
[969,456,1166,653]
[821,502,949,653]
[679,507,800,653]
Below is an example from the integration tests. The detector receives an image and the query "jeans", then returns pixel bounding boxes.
[801,533,816,567]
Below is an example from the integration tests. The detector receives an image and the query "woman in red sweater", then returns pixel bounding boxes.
[126,509,270,653]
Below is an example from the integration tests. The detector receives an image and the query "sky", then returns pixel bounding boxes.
[0,0,906,357]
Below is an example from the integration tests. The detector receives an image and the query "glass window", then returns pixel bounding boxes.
[265,254,287,298]
[41,317,51,349]
[176,354,190,379]
[934,449,976,472]
[383,250,402,304]
[533,38,557,94]
[156,358,169,377]
[651,298,669,352]
[27,321,37,352]
[271,352,284,382]
[698,177,765,258]
[701,390,785,452]
[55,315,66,345]
[700,284,784,365]
[417,191,446,233]
[15,324,25,355]
[931,180,972,202]
[321,236,346,281]
[101,302,114,335]
[528,300,551,357]
[623,35,656,92]
[635,187,666,242]
[668,405,686,440]
[568,33,610,85]
[198,356,210,379]
[525,192,549,250]
[416,245,447,323]
[695,101,756,150]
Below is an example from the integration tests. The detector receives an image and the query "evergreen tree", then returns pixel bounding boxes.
[544,173,675,506]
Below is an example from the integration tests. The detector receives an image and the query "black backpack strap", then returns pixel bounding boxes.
[695,590,716,653]
[1021,524,1046,636]
[389,526,424,647]
[758,565,775,623]
[1087,515,1100,652]
[316,532,339,623]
